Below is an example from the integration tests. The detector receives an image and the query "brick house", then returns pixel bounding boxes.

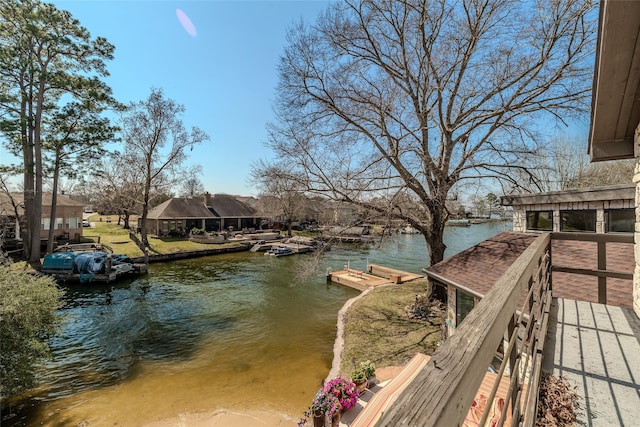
[0,192,85,247]
[145,193,260,236]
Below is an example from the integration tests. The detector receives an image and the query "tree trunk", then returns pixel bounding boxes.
[46,150,62,254]
[29,81,46,266]
[140,163,152,264]
[123,211,130,230]
[425,204,448,267]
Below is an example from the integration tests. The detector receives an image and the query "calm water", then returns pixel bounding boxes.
[2,222,508,426]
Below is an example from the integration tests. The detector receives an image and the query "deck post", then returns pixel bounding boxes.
[597,240,607,304]
[634,123,640,317]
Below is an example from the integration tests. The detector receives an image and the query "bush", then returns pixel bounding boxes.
[0,263,64,407]
[190,227,206,235]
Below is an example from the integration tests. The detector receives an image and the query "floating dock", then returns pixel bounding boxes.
[327,263,423,291]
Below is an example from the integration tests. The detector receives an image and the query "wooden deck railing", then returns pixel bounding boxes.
[376,233,553,426]
[550,232,633,304]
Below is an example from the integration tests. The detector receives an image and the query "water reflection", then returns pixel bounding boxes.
[3,223,506,426]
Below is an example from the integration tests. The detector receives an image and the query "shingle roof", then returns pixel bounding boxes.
[205,194,256,217]
[427,232,538,297]
[0,192,84,215]
[147,197,214,219]
[551,239,634,308]
[426,231,634,309]
[147,194,257,220]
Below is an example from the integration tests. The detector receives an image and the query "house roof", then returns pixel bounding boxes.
[426,231,634,309]
[551,239,633,308]
[589,0,640,161]
[147,197,214,220]
[147,194,257,220]
[426,232,538,298]
[0,192,84,215]
[205,194,256,217]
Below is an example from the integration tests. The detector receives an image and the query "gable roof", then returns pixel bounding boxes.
[146,194,257,220]
[147,197,214,220]
[205,194,256,217]
[0,192,84,215]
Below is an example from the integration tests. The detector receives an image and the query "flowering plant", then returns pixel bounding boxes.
[298,377,359,426]
[325,376,359,413]
[298,389,340,427]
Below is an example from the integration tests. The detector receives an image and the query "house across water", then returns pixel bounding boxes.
[144,193,261,237]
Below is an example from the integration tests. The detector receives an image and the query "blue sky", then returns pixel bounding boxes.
[22,1,329,196]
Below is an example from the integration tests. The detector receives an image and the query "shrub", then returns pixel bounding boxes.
[0,263,64,407]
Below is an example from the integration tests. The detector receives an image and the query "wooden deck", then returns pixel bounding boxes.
[367,264,424,283]
[543,298,640,426]
[328,268,391,291]
[327,264,424,291]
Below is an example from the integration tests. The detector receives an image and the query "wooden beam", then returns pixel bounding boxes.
[551,232,634,244]
[551,266,633,280]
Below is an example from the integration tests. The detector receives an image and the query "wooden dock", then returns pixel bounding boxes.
[367,264,424,283]
[327,264,423,291]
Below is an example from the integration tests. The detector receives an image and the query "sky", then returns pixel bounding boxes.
[1,0,330,197]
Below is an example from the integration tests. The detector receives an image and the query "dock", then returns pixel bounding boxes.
[366,264,424,283]
[327,264,423,291]
[250,241,314,254]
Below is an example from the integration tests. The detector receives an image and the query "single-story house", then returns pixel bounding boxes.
[0,192,85,245]
[425,185,635,334]
[145,193,261,236]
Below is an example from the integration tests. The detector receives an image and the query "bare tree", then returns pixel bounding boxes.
[508,135,590,193]
[89,153,144,229]
[121,88,209,252]
[178,165,205,197]
[251,159,308,237]
[269,0,595,265]
[0,172,22,246]
[569,159,635,189]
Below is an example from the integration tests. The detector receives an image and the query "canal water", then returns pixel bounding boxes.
[2,222,509,426]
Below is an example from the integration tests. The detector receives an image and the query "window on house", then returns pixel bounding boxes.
[560,210,596,232]
[67,217,79,228]
[41,218,50,230]
[456,289,475,326]
[606,209,634,233]
[526,211,553,231]
[162,221,169,231]
[56,218,64,229]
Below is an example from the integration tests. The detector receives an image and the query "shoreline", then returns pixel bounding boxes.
[142,409,295,427]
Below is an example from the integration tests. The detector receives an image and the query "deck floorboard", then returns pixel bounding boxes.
[543,298,640,426]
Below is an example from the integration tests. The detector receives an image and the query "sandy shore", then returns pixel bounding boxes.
[142,409,295,427]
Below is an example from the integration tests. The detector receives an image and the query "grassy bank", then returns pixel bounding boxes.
[84,217,244,258]
[339,279,444,376]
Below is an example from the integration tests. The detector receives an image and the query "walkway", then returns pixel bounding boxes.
[543,298,640,426]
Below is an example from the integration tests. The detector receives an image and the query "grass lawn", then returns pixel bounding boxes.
[339,279,444,376]
[83,217,243,258]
